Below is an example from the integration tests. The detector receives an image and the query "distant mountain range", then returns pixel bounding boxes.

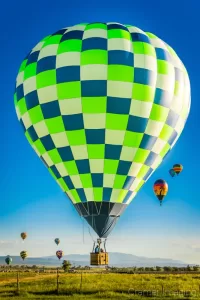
[0,253,189,267]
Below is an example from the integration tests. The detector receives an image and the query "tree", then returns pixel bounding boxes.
[62,260,71,272]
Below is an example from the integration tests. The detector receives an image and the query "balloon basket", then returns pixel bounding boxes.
[90,252,109,266]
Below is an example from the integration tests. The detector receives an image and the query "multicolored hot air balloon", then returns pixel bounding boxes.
[56,250,63,260]
[21,232,27,240]
[14,22,191,239]
[153,179,168,205]
[54,238,60,245]
[173,164,183,175]
[5,256,12,265]
[169,169,176,177]
[20,251,28,260]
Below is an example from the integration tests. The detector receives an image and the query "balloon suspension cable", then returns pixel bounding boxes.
[104,239,107,252]
[88,226,95,243]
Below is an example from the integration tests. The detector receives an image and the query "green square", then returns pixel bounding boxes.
[116,190,128,203]
[157,60,172,75]
[87,145,105,158]
[34,139,46,155]
[42,35,61,46]
[106,114,128,130]
[19,59,28,72]
[82,97,106,113]
[28,105,44,124]
[135,180,144,192]
[24,63,37,80]
[159,124,174,141]
[174,81,180,96]
[160,143,170,158]
[45,117,65,134]
[85,23,107,30]
[108,65,134,82]
[57,81,81,99]
[113,175,126,189]
[67,130,86,145]
[48,168,57,180]
[132,83,154,102]
[104,159,119,174]
[41,35,51,42]
[108,29,130,40]
[64,161,78,175]
[80,174,93,188]
[14,93,17,106]
[57,178,69,191]
[143,44,156,57]
[123,131,143,147]
[137,165,150,179]
[133,149,150,163]
[150,104,169,122]
[36,70,56,89]
[25,131,34,145]
[48,149,62,164]
[93,188,103,201]
[81,50,107,65]
[70,189,81,203]
[18,98,27,115]
[133,42,144,54]
[57,40,82,53]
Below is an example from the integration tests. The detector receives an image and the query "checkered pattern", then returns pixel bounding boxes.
[14,22,191,206]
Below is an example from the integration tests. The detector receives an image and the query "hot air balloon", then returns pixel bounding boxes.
[5,255,12,265]
[20,251,28,260]
[169,169,176,177]
[55,238,60,245]
[21,232,27,241]
[56,250,63,260]
[14,22,191,264]
[173,164,183,175]
[153,179,168,206]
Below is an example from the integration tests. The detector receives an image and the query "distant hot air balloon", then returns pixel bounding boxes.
[173,164,183,175]
[54,238,60,246]
[169,169,176,177]
[14,22,191,240]
[21,232,27,241]
[5,256,12,265]
[56,250,63,260]
[153,179,168,206]
[20,251,28,260]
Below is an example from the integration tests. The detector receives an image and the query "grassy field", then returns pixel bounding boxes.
[0,271,200,299]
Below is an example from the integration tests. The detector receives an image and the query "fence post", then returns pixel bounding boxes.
[17,272,20,292]
[161,284,164,295]
[57,268,59,294]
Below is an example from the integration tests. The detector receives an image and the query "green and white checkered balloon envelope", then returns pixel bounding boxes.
[14,22,191,238]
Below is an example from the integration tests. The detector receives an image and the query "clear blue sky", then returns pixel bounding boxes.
[1,0,200,263]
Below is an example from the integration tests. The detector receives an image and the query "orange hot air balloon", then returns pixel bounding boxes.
[153,179,168,206]
[173,164,183,175]
[21,232,27,240]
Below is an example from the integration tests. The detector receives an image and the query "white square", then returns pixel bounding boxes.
[38,85,58,104]
[129,178,141,191]
[84,29,107,39]
[33,120,49,138]
[56,52,81,68]
[59,98,82,115]
[38,44,59,60]
[128,162,143,176]
[105,130,125,145]
[103,174,115,188]
[110,189,121,203]
[21,111,31,129]
[16,71,24,87]
[149,38,168,50]
[81,64,107,80]
[108,38,132,52]
[70,175,83,188]
[145,119,164,137]
[151,155,162,169]
[129,100,152,118]
[42,152,53,167]
[107,81,133,98]
[30,41,44,53]
[156,74,175,92]
[170,95,183,115]
[83,113,106,129]
[66,191,76,204]
[120,146,137,161]
[84,188,94,201]
[71,145,88,160]
[51,132,69,147]
[55,162,68,177]
[127,26,144,34]
[134,54,157,71]
[174,117,184,134]
[89,159,104,173]
[151,138,166,154]
[23,76,36,96]
[67,25,86,31]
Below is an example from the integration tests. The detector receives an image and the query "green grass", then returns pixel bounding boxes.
[0,272,200,299]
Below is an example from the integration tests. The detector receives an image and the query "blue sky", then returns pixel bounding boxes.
[1,0,200,263]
